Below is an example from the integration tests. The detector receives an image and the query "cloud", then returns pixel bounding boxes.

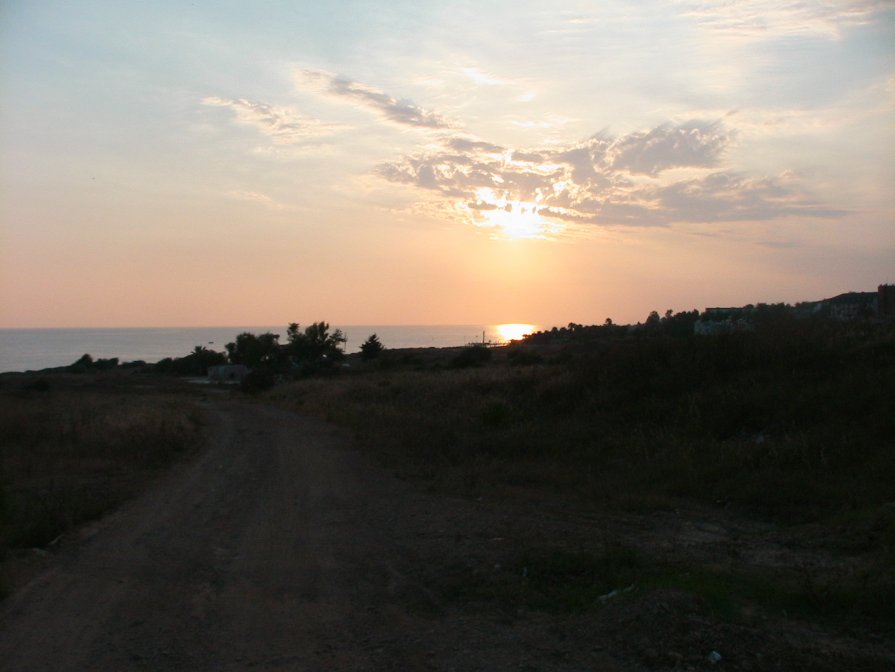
[214,68,843,234]
[297,69,451,129]
[466,200,500,211]
[444,136,505,154]
[375,120,843,229]
[650,172,848,222]
[227,190,287,210]
[202,96,345,143]
[607,121,731,175]
[462,67,507,86]
[677,0,886,41]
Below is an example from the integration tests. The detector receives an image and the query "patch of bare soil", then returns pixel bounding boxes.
[1,401,891,670]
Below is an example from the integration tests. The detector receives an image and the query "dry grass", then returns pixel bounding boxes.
[271,332,895,519]
[265,322,895,627]
[0,373,204,556]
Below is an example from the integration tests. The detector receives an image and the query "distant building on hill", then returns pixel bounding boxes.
[694,286,890,335]
[879,284,895,316]
[694,307,755,335]
[792,291,878,321]
[826,292,878,321]
[703,307,751,319]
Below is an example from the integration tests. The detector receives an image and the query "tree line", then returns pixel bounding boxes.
[148,322,384,378]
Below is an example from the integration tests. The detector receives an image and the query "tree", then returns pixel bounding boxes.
[359,333,384,360]
[184,345,227,374]
[225,332,280,367]
[285,321,346,367]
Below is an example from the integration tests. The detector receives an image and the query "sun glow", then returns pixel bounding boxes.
[485,204,545,239]
[495,323,537,342]
[470,191,557,240]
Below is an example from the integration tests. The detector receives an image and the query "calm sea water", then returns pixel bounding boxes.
[0,325,537,373]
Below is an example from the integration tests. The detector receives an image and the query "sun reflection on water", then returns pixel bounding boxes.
[494,323,537,342]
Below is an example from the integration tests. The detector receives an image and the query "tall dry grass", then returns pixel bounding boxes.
[0,375,204,555]
[273,324,895,519]
[267,321,895,624]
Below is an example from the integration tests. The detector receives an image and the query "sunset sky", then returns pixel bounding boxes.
[1,1,893,328]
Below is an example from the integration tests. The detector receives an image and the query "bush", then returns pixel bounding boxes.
[240,367,277,393]
[450,345,492,368]
[507,348,544,366]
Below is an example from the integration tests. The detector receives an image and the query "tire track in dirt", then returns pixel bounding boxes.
[0,401,436,671]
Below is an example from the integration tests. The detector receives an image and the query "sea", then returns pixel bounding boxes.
[0,325,539,373]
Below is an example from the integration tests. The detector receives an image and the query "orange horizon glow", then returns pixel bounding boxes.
[1,3,892,330]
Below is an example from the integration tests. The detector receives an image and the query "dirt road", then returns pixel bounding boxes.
[0,401,626,671]
[2,400,893,671]
[0,401,424,670]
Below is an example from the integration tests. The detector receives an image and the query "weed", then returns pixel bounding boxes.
[0,375,203,557]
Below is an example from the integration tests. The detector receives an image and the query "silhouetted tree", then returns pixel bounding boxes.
[68,354,94,373]
[661,309,700,337]
[359,333,384,360]
[167,345,227,375]
[286,322,346,368]
[226,332,280,367]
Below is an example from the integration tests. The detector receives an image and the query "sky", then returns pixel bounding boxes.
[1,0,893,328]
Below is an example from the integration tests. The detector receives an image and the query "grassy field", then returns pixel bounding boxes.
[267,319,895,632]
[273,321,895,518]
[2,319,893,658]
[0,372,204,568]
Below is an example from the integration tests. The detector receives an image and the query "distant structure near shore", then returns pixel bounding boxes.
[208,364,249,383]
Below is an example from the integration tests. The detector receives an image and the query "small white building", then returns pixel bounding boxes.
[207,364,249,383]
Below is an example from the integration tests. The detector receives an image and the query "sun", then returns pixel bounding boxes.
[487,204,546,239]
[471,191,554,239]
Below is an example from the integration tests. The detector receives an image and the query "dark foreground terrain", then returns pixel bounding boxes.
[1,320,893,670]
[1,395,891,671]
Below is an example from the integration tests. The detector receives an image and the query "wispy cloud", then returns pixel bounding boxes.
[202,96,345,143]
[677,0,887,41]
[227,189,287,210]
[297,69,451,129]
[376,120,844,229]
[462,66,507,86]
[647,172,846,222]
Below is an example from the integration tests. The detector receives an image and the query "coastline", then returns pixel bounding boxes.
[0,325,536,373]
